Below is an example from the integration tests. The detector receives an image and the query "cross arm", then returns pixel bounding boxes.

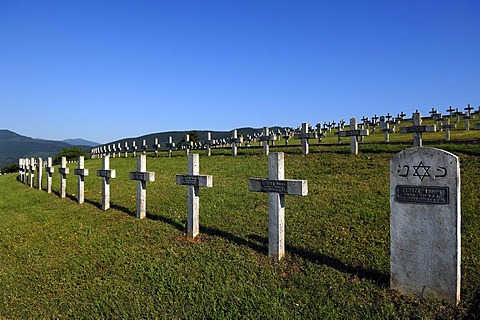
[129,171,155,182]
[399,125,436,133]
[338,129,369,137]
[248,178,308,196]
[176,174,213,187]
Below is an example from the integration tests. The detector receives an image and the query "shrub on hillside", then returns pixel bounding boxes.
[54,147,89,165]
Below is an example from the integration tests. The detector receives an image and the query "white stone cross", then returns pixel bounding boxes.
[380,116,394,143]
[166,136,176,158]
[23,158,29,185]
[249,152,308,260]
[18,158,24,183]
[36,157,43,190]
[182,134,193,155]
[29,157,35,188]
[142,139,148,154]
[154,138,160,157]
[443,118,456,141]
[74,156,89,204]
[258,127,275,155]
[464,104,474,130]
[124,141,129,158]
[175,153,213,238]
[117,143,122,158]
[97,155,116,210]
[293,122,317,155]
[45,157,54,193]
[132,141,137,157]
[338,118,369,155]
[335,123,343,143]
[58,157,70,199]
[229,129,243,156]
[400,112,436,147]
[129,154,155,219]
[204,132,214,157]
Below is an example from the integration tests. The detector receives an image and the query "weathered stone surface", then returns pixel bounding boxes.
[390,147,460,305]
[74,156,89,204]
[175,153,213,238]
[59,157,70,199]
[248,152,308,260]
[97,155,116,210]
[129,154,155,219]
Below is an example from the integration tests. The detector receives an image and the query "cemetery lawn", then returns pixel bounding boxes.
[0,145,479,318]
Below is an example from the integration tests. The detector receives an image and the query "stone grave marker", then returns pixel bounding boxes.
[36,157,43,190]
[443,118,456,141]
[59,157,70,199]
[293,122,316,155]
[142,139,148,154]
[282,129,291,145]
[463,104,473,130]
[475,122,480,130]
[371,114,379,134]
[429,108,438,123]
[229,129,243,156]
[29,158,35,188]
[335,123,343,143]
[175,153,213,238]
[453,108,462,123]
[124,141,129,157]
[338,118,369,155]
[132,141,137,157]
[204,132,214,157]
[74,156,89,204]
[316,123,322,142]
[18,158,25,183]
[249,152,308,260]
[258,127,275,155]
[24,158,29,185]
[446,106,455,119]
[166,136,176,158]
[390,147,460,305]
[399,111,436,147]
[97,155,116,210]
[129,154,155,219]
[154,138,160,157]
[45,157,54,193]
[182,134,193,155]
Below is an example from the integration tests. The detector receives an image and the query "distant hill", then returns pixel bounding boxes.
[62,138,100,147]
[0,130,90,168]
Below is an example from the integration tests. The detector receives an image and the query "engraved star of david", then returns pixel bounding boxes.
[412,161,431,181]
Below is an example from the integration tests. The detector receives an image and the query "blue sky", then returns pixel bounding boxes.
[1,0,479,144]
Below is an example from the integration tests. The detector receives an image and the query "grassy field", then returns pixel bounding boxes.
[1,127,479,318]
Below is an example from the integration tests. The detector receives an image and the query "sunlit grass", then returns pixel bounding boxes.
[0,136,479,318]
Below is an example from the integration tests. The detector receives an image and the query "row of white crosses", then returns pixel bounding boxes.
[19,151,308,261]
[18,157,54,193]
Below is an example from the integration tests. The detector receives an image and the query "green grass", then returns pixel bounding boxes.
[0,137,479,318]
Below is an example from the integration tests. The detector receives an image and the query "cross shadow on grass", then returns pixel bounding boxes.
[247,234,389,286]
[51,190,78,203]
[146,213,386,286]
[147,212,268,255]
[110,203,136,218]
[84,198,102,210]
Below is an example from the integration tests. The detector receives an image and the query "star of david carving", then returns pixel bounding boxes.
[412,161,431,181]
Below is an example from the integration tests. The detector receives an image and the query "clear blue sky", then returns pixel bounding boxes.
[1,0,479,144]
